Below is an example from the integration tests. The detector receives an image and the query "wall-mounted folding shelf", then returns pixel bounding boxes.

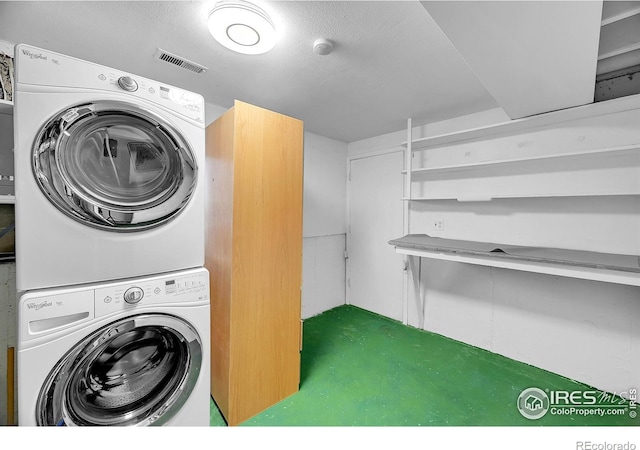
[390,234,640,288]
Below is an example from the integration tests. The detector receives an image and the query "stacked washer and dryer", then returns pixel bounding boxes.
[12,44,210,426]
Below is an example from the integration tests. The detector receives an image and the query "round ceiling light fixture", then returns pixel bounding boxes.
[207,1,276,55]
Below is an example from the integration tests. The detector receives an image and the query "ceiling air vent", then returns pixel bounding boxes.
[155,49,208,74]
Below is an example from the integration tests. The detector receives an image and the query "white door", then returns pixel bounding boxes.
[347,151,404,320]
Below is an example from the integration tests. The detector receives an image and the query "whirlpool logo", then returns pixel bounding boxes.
[26,300,53,311]
[21,49,48,61]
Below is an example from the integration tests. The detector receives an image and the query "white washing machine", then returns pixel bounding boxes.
[17,267,210,426]
[13,44,206,292]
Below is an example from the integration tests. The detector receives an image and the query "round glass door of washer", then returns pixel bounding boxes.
[33,101,197,231]
[36,313,203,426]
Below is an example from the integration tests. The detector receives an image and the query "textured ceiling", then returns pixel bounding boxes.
[0,1,498,142]
[423,1,602,119]
[0,1,611,143]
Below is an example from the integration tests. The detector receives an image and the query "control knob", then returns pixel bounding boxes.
[124,287,144,304]
[117,76,138,92]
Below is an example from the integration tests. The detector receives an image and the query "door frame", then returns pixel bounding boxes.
[345,146,409,324]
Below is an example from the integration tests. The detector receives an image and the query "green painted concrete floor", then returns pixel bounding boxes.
[209,305,636,427]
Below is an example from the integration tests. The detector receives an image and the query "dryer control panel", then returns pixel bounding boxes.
[15,44,205,125]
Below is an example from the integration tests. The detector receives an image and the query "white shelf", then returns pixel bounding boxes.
[396,246,640,287]
[390,235,640,287]
[404,144,640,175]
[601,4,640,26]
[0,196,15,205]
[402,99,640,202]
[402,192,640,202]
[404,93,640,152]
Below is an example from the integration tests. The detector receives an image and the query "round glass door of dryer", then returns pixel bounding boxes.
[36,313,203,426]
[32,101,197,232]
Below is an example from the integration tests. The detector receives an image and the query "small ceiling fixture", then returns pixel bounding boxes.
[313,38,334,56]
[207,0,276,55]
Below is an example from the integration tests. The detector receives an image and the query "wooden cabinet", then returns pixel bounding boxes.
[205,100,304,426]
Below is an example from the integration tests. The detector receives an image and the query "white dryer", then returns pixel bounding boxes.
[13,44,206,292]
[18,267,210,426]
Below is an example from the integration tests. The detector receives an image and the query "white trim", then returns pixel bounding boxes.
[345,146,405,308]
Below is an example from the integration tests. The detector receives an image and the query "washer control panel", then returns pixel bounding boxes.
[94,269,209,318]
[19,268,209,343]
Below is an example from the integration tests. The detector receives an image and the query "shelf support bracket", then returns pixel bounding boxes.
[402,118,413,325]
[407,254,425,330]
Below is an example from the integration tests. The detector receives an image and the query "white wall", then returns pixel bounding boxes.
[205,102,348,320]
[301,132,347,318]
[204,102,227,126]
[302,233,345,319]
[302,132,346,238]
[347,106,640,397]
